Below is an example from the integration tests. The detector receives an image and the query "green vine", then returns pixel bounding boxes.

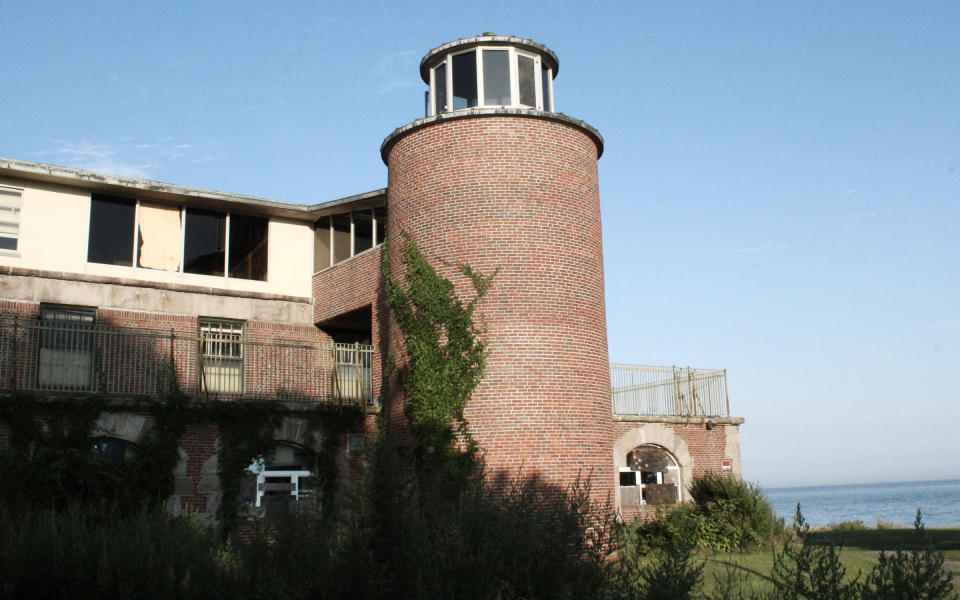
[0,393,363,534]
[0,393,182,510]
[383,235,494,456]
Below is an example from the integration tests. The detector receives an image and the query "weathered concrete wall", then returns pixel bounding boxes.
[0,269,312,324]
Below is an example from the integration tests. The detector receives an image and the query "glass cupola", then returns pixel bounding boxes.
[421,33,558,117]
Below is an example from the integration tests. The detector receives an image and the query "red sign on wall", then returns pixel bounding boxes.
[721,459,732,469]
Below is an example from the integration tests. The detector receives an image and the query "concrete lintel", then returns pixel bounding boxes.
[613,415,745,426]
[0,266,312,305]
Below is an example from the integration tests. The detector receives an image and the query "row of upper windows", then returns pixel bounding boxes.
[88,194,269,281]
[428,46,553,116]
[2,185,388,280]
[313,206,386,272]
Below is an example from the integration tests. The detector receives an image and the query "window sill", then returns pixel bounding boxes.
[0,249,21,258]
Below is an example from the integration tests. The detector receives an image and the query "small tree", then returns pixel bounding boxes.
[383,235,494,458]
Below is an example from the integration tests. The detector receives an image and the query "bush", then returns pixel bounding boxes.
[859,510,958,600]
[631,473,782,553]
[614,528,705,600]
[829,520,870,531]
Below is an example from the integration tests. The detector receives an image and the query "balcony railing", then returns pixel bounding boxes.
[0,318,375,406]
[611,363,729,418]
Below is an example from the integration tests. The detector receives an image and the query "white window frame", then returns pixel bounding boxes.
[199,318,245,395]
[0,186,23,255]
[429,46,552,116]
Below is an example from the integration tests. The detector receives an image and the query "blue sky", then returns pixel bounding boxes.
[2,1,958,488]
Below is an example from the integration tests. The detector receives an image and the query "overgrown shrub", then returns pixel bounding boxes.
[614,528,705,600]
[859,510,958,600]
[828,519,870,531]
[0,504,240,600]
[631,473,782,553]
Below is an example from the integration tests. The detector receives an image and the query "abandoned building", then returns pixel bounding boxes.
[0,34,744,521]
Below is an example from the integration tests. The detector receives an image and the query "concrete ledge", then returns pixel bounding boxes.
[0,265,312,305]
[381,107,604,164]
[613,415,745,426]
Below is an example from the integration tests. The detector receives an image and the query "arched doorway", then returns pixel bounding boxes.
[618,444,681,506]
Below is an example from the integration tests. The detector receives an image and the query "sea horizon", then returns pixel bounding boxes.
[763,478,960,492]
[761,478,960,528]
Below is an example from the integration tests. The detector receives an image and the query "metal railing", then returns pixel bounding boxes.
[0,318,375,405]
[611,363,729,417]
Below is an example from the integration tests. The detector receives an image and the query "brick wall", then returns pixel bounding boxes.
[613,420,742,522]
[384,114,614,503]
[312,245,384,400]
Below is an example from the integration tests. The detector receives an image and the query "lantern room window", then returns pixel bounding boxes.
[429,46,554,115]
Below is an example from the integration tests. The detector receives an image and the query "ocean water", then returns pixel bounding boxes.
[764,479,960,528]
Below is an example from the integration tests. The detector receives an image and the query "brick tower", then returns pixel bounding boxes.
[381,34,613,502]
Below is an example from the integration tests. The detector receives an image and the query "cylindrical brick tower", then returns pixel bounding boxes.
[381,34,613,502]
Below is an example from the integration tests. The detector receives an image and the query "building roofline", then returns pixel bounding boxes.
[380,107,604,164]
[0,157,384,220]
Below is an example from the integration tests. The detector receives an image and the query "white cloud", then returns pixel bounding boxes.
[38,140,153,178]
[376,50,420,94]
[35,138,214,178]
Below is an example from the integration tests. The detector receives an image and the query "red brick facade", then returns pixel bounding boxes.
[384,114,614,503]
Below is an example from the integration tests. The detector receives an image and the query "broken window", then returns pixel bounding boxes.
[37,305,96,391]
[374,206,386,246]
[88,194,135,266]
[313,215,331,272]
[184,208,226,276]
[199,319,243,394]
[227,213,268,281]
[619,444,681,506]
[353,209,373,254]
[93,438,141,463]
[137,201,182,271]
[240,443,317,517]
[331,212,351,264]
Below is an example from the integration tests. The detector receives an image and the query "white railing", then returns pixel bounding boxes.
[611,363,729,417]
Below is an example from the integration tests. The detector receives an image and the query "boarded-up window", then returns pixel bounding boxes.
[137,202,182,271]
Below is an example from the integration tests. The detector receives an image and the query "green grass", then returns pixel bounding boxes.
[809,526,960,553]
[694,527,960,596]
[700,547,880,595]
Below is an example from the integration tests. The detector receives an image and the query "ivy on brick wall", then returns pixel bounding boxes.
[0,392,187,510]
[0,392,362,535]
[383,235,494,458]
[211,402,361,534]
